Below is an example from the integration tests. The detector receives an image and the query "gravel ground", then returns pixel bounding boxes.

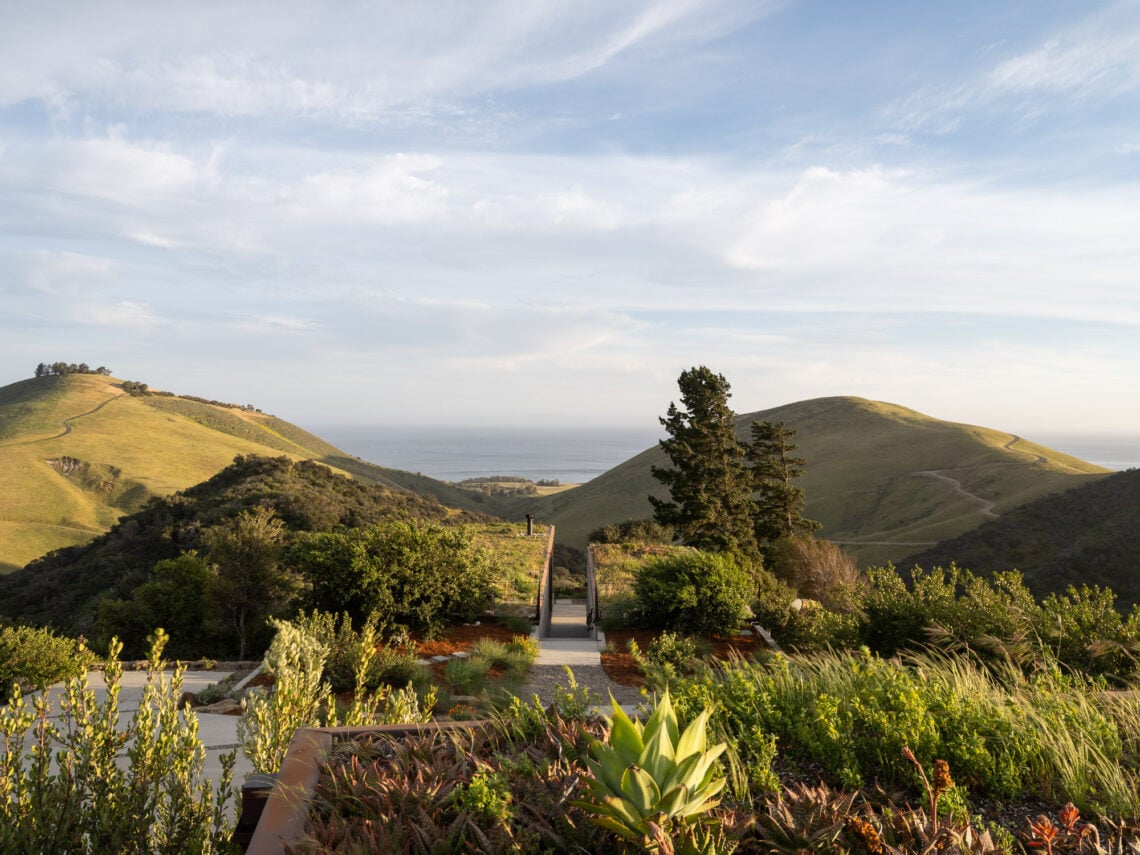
[519,665,645,709]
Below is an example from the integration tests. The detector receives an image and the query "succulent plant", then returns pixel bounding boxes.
[573,690,728,852]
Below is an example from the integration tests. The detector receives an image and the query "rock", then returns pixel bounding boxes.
[452,651,470,659]
[178,691,199,709]
[196,699,242,716]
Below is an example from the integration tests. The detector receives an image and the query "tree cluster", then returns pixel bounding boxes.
[118,380,150,396]
[649,366,819,563]
[0,455,491,657]
[178,394,262,412]
[34,362,111,378]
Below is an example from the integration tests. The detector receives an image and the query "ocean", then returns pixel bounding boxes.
[1028,433,1140,472]
[312,426,1140,484]
[314,426,663,485]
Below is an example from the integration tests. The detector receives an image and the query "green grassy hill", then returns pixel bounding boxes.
[0,373,486,572]
[524,396,1108,565]
[0,454,493,640]
[901,467,1140,606]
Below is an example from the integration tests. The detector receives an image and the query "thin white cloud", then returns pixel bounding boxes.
[288,155,450,224]
[73,299,160,329]
[241,315,320,333]
[725,165,1140,325]
[888,2,1140,133]
[43,135,208,208]
[0,1,771,118]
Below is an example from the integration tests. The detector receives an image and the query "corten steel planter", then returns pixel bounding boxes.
[241,721,483,854]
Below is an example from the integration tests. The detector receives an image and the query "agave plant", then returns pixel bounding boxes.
[573,690,728,853]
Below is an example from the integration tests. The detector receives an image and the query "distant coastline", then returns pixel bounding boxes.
[313,425,663,484]
[1029,433,1140,472]
[314,426,1140,483]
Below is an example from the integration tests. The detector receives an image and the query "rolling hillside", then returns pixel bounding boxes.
[0,373,486,572]
[901,467,1140,606]
[524,396,1109,564]
[0,454,493,647]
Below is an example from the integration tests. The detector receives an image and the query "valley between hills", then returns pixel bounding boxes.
[1,370,1134,605]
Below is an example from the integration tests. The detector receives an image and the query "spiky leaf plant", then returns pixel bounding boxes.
[573,690,728,853]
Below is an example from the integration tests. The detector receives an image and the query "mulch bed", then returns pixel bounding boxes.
[401,621,526,658]
[601,628,769,687]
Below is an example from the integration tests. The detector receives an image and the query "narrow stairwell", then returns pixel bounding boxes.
[547,598,591,638]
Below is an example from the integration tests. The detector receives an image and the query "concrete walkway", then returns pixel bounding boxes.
[534,637,601,666]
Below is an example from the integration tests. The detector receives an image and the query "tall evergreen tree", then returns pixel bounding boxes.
[649,366,759,558]
[747,420,820,556]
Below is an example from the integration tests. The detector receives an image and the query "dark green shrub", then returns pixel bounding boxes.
[860,565,1043,661]
[630,550,754,636]
[0,623,89,692]
[93,553,217,660]
[292,521,495,637]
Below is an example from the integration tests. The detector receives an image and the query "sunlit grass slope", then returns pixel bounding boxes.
[0,374,484,572]
[528,396,1108,566]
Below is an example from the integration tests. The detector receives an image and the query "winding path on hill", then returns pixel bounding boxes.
[4,390,127,446]
[0,519,104,535]
[908,434,1050,524]
[1002,434,1047,463]
[913,469,1000,520]
[838,435,1045,547]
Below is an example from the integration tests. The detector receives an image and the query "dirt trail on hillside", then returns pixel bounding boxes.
[1003,434,1047,464]
[0,519,104,535]
[908,434,1049,524]
[4,390,126,446]
[832,435,1070,549]
[913,470,999,520]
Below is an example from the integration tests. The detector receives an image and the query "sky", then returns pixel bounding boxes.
[2,1,1139,436]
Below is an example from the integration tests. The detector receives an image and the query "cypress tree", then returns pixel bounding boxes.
[747,420,820,557]
[649,366,759,559]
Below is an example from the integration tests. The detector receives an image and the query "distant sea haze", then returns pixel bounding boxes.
[316,426,663,484]
[1030,433,1140,473]
[315,426,1140,484]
